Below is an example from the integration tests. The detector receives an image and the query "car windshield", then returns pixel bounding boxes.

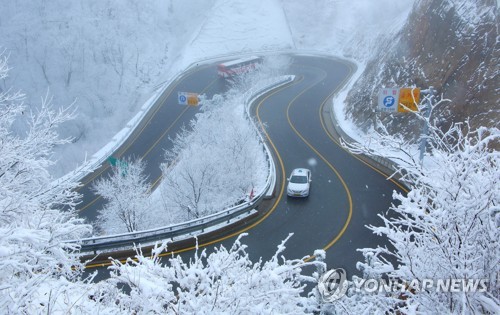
[290,175,308,184]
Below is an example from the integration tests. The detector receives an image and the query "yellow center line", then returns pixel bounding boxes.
[79,74,217,211]
[85,78,300,269]
[279,72,353,262]
[149,174,164,192]
[140,76,218,160]
[77,89,172,189]
[78,195,101,212]
[85,60,410,270]
[317,62,409,193]
[141,106,190,159]
[142,78,219,191]
[78,105,189,212]
[77,66,212,190]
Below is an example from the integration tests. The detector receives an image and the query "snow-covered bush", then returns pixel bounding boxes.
[156,56,292,224]
[343,96,500,314]
[159,91,267,221]
[0,51,93,313]
[0,1,218,177]
[106,234,318,314]
[93,158,153,234]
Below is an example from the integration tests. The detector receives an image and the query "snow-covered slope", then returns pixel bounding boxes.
[0,0,296,176]
[0,1,210,175]
[282,0,415,60]
[342,0,499,139]
[180,0,293,62]
[3,0,468,177]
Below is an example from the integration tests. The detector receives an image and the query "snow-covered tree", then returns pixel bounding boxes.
[343,95,500,314]
[105,234,319,314]
[156,59,293,224]
[159,90,268,223]
[93,158,152,234]
[0,51,93,313]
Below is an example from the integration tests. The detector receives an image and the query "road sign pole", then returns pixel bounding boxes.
[419,86,436,166]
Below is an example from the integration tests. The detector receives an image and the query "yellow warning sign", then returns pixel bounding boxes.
[187,93,199,106]
[397,88,420,112]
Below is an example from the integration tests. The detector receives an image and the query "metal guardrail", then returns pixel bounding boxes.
[327,98,411,189]
[328,104,398,169]
[67,75,294,253]
[53,50,321,195]
[243,76,296,198]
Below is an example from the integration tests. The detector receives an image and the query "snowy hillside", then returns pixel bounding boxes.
[282,0,415,60]
[0,0,414,177]
[0,1,209,175]
[343,0,499,141]
[181,0,293,61]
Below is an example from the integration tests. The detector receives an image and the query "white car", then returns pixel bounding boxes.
[287,168,312,197]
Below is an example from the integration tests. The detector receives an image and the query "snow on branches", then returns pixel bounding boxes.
[156,56,292,225]
[106,234,318,314]
[0,51,92,313]
[158,84,269,224]
[343,94,499,314]
[93,158,152,234]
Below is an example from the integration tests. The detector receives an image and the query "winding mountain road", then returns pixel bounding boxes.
[81,54,406,278]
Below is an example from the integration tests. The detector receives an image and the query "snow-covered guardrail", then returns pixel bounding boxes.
[243,76,296,198]
[326,102,403,174]
[68,75,294,254]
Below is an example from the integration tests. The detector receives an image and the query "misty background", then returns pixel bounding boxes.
[0,0,414,176]
[2,0,496,177]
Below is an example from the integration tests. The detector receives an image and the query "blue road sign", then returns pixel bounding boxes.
[383,95,395,107]
[378,88,399,112]
[178,93,187,105]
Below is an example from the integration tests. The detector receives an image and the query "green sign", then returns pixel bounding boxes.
[107,156,128,176]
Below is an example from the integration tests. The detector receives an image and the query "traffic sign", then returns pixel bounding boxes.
[178,93,187,105]
[397,88,420,112]
[107,156,128,176]
[107,156,119,166]
[178,92,199,106]
[378,88,399,112]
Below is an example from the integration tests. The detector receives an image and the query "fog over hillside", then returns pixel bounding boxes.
[4,0,496,177]
[0,1,214,176]
[282,0,414,60]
